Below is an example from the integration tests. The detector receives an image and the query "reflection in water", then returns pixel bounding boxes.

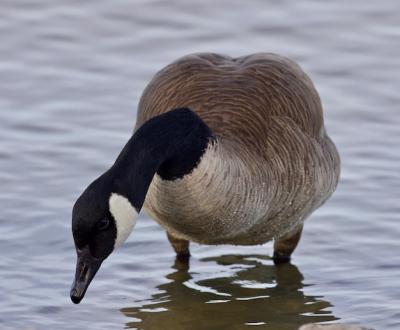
[121,255,337,330]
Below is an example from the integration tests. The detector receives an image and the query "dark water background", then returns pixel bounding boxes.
[0,1,399,329]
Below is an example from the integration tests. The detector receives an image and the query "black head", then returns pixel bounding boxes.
[70,176,117,304]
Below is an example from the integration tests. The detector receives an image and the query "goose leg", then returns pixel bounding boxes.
[167,232,190,262]
[273,224,303,263]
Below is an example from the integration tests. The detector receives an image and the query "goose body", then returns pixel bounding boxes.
[70,52,340,303]
[138,53,340,246]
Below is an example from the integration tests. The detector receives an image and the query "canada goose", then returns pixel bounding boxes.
[70,53,340,304]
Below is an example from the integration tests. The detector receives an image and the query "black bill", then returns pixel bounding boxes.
[70,247,103,304]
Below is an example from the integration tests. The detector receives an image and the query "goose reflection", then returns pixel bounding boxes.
[121,255,337,330]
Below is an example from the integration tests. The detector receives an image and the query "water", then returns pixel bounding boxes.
[0,1,399,329]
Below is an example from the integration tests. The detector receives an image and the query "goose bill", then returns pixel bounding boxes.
[70,247,103,304]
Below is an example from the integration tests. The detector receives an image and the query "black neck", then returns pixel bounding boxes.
[109,108,213,211]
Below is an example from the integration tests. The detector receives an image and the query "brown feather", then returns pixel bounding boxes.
[136,53,340,245]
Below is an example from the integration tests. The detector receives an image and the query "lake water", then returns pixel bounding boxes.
[0,1,399,329]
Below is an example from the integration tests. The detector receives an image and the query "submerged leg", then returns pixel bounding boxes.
[273,224,304,263]
[167,232,190,262]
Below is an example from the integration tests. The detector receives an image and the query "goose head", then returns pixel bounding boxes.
[70,174,138,304]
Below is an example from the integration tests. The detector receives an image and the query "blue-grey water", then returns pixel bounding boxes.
[0,1,399,329]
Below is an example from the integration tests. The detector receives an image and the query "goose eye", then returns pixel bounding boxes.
[97,218,109,230]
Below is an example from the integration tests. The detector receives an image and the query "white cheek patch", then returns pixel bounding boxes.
[109,193,138,249]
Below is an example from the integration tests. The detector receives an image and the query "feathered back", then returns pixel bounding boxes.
[136,53,325,153]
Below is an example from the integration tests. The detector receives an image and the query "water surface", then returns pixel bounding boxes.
[0,1,399,329]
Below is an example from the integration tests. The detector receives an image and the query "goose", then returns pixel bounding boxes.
[70,53,340,304]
